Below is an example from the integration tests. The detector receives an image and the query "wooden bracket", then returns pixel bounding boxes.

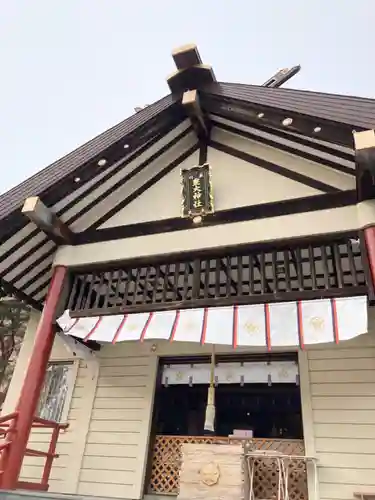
[167,44,214,144]
[182,90,208,139]
[353,130,375,201]
[167,44,216,94]
[22,196,74,245]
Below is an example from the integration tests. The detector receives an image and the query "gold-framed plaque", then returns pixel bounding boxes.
[181,163,214,219]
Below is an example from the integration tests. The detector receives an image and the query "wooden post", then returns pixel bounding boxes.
[0,266,67,489]
[363,227,375,292]
[354,130,375,291]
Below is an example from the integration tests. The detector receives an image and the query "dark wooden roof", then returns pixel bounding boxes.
[0,77,374,309]
[0,94,177,223]
[205,82,375,129]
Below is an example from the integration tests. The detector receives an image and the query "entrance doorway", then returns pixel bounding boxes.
[146,354,307,498]
[155,382,302,439]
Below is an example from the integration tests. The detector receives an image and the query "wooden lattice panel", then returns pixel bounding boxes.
[148,435,225,494]
[247,455,307,500]
[245,439,307,500]
[242,437,305,455]
[147,435,307,499]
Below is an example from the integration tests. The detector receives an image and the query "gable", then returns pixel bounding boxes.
[0,42,373,312]
[100,120,356,229]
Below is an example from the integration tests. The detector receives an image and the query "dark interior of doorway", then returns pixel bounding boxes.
[153,381,303,439]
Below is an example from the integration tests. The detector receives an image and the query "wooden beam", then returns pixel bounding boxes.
[167,65,216,94]
[0,277,42,311]
[168,44,214,138]
[212,119,354,177]
[172,43,202,70]
[203,95,355,147]
[219,258,238,294]
[167,44,216,94]
[75,190,357,245]
[209,140,339,193]
[262,65,301,88]
[355,131,375,299]
[353,129,375,201]
[22,196,74,245]
[182,90,208,139]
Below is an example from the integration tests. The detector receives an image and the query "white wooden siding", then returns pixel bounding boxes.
[4,311,375,500]
[77,349,158,499]
[73,334,375,500]
[76,341,297,499]
[307,334,375,500]
[1,311,99,495]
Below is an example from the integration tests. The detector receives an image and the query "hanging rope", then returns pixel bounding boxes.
[204,345,216,433]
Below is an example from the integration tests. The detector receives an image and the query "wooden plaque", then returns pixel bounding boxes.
[181,163,214,218]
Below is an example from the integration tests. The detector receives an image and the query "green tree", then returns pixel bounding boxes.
[0,284,30,409]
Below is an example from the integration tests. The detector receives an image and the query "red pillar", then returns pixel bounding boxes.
[364,227,375,287]
[0,265,67,489]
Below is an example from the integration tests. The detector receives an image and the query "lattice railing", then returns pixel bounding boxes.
[67,232,366,317]
[147,434,307,499]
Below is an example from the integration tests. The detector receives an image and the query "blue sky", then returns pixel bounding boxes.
[1,0,374,194]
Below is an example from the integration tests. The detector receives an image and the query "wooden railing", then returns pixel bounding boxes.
[148,434,307,499]
[67,232,366,318]
[0,412,68,491]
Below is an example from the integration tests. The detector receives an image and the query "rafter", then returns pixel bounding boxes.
[200,93,356,148]
[22,196,74,245]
